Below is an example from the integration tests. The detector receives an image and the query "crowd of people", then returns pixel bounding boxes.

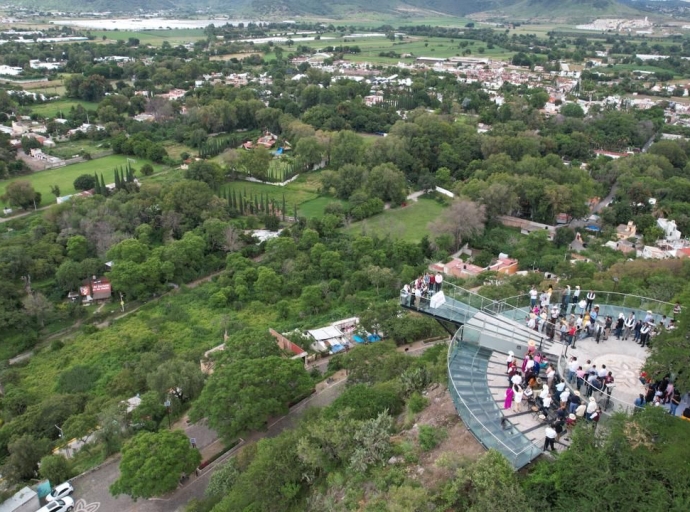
[400,272,444,308]
[635,371,686,417]
[504,344,603,453]
[525,285,681,350]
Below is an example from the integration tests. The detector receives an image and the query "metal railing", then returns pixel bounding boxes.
[556,343,639,416]
[499,291,674,319]
[402,281,548,351]
[447,326,542,468]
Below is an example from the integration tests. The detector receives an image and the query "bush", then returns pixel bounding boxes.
[418,425,446,451]
[73,174,96,191]
[140,163,154,176]
[407,392,429,414]
[50,340,64,352]
[326,383,403,420]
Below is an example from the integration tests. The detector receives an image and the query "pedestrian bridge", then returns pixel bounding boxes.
[401,282,674,469]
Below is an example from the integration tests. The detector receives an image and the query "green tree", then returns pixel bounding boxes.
[140,163,154,176]
[73,174,96,190]
[443,450,529,511]
[4,435,50,483]
[365,163,408,205]
[560,103,585,118]
[185,161,225,188]
[39,454,71,486]
[147,359,205,403]
[2,180,39,210]
[295,136,324,171]
[66,235,89,261]
[190,356,312,441]
[330,130,364,169]
[238,147,272,180]
[110,430,201,500]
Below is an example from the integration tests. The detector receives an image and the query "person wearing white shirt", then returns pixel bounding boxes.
[597,366,608,381]
[543,425,557,451]
[560,388,571,406]
[511,373,523,386]
[435,273,443,292]
[567,357,579,383]
[540,385,550,400]
[639,322,652,347]
[529,286,538,308]
[623,313,635,340]
[586,396,598,415]
[546,366,556,388]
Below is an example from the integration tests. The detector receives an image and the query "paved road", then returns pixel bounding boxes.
[70,381,348,512]
[69,340,448,512]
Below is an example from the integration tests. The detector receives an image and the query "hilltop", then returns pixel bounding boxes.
[5,0,647,22]
[473,0,645,23]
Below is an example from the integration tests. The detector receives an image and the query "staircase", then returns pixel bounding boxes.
[447,337,541,469]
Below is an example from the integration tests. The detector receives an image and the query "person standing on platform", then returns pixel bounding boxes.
[543,424,557,452]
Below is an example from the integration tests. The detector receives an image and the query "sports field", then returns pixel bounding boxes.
[0,155,165,207]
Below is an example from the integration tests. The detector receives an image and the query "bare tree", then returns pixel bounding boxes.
[223,226,243,252]
[145,97,174,121]
[428,199,486,253]
[23,292,53,327]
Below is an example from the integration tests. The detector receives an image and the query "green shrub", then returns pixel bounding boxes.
[51,340,64,352]
[407,392,429,414]
[418,425,446,452]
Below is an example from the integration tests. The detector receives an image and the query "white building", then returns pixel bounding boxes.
[657,218,682,242]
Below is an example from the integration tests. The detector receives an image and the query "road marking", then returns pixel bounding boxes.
[74,499,100,512]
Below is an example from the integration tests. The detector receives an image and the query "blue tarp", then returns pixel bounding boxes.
[272,147,284,155]
[331,344,345,353]
[353,334,381,343]
[586,225,601,232]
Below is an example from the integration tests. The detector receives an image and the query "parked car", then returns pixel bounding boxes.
[46,482,74,502]
[37,496,74,512]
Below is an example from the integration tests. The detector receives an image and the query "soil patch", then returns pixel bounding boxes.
[399,385,486,489]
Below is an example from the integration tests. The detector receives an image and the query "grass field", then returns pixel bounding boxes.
[30,99,99,118]
[45,139,110,160]
[91,29,207,46]
[222,171,322,212]
[0,155,166,207]
[342,197,445,242]
[299,34,513,65]
[298,196,349,218]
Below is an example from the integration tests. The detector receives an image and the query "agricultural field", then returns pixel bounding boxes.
[90,29,207,46]
[342,197,446,242]
[30,99,99,118]
[0,154,166,207]
[300,34,514,64]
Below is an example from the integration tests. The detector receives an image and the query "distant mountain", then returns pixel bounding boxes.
[479,0,644,22]
[8,0,643,21]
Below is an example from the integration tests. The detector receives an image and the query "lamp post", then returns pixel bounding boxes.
[55,425,63,438]
[164,400,171,429]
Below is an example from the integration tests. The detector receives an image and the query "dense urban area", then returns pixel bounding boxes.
[1,3,690,512]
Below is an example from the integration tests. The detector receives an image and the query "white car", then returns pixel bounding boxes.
[46,482,74,502]
[38,496,74,512]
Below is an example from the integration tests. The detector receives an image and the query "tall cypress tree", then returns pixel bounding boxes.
[114,168,121,189]
[282,194,286,221]
[94,172,101,195]
[100,174,107,196]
